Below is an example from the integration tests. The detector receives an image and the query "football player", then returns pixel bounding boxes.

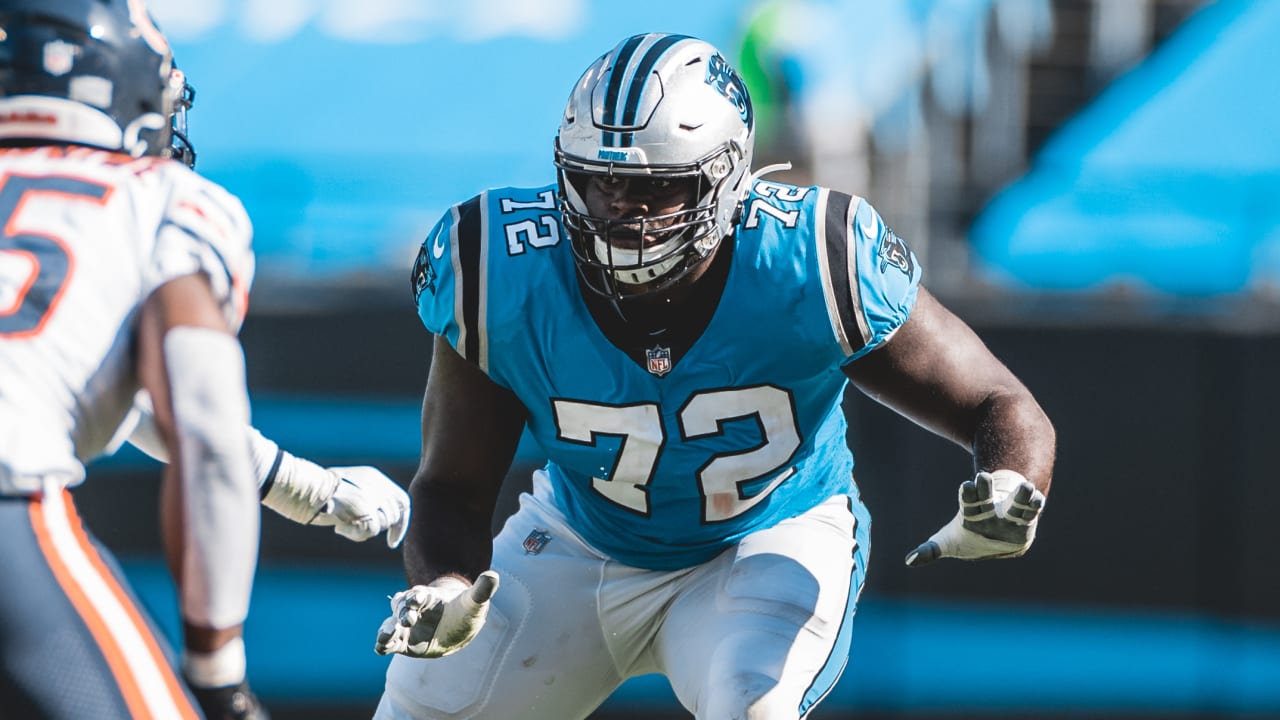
[374,33,1054,719]
[0,1,407,719]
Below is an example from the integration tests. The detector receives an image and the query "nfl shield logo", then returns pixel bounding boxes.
[522,529,551,555]
[43,41,78,77]
[645,345,673,377]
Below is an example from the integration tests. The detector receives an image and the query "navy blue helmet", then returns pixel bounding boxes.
[0,0,195,165]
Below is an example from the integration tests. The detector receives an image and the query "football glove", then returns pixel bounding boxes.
[309,466,411,548]
[905,469,1045,567]
[374,571,500,658]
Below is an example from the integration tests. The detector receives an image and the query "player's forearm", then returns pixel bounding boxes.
[971,389,1056,494]
[403,480,495,586]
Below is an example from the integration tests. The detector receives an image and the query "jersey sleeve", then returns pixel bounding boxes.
[412,194,483,363]
[147,167,255,331]
[820,191,921,363]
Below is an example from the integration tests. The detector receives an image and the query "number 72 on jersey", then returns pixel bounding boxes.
[553,385,802,523]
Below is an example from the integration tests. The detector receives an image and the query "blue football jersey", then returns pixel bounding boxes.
[413,179,920,569]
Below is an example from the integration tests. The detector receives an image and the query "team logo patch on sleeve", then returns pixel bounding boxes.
[522,529,552,555]
[411,244,437,300]
[877,230,915,277]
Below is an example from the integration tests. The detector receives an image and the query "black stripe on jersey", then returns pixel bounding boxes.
[819,190,870,353]
[822,190,868,356]
[620,34,690,129]
[456,195,483,363]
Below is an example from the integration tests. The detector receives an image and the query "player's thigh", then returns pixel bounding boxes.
[376,475,626,720]
[0,491,197,720]
[660,493,871,720]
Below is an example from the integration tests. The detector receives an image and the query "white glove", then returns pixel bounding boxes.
[309,466,411,548]
[374,571,500,658]
[905,469,1046,567]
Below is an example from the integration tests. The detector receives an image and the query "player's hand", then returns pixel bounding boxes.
[188,679,270,720]
[905,469,1045,567]
[309,466,410,548]
[374,571,500,658]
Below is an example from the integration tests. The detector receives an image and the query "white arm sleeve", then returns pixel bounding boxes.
[165,326,259,629]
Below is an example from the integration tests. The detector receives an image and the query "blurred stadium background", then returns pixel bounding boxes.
[75,0,1279,717]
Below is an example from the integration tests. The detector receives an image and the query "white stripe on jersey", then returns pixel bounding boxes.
[448,201,468,364]
[844,199,873,347]
[476,190,492,375]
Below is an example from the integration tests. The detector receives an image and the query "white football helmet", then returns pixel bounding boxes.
[555,33,755,298]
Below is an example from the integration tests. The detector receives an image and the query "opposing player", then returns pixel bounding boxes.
[0,2,406,719]
[374,33,1055,719]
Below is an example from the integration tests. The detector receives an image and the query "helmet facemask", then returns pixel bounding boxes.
[166,68,197,167]
[557,141,745,298]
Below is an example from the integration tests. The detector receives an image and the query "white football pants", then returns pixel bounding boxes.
[376,469,871,720]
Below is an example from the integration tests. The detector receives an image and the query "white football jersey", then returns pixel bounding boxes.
[0,147,254,495]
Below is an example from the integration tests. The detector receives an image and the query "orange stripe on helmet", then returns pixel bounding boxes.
[127,0,171,55]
